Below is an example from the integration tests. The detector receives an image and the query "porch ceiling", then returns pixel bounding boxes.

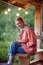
[0,0,43,8]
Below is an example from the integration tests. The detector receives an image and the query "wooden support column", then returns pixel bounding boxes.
[16,54,30,65]
[18,56,30,65]
[34,5,42,49]
[34,5,42,65]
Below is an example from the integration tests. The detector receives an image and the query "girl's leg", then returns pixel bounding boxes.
[16,47,27,54]
[7,42,21,64]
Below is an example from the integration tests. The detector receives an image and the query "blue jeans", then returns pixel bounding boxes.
[8,42,27,55]
[8,42,27,60]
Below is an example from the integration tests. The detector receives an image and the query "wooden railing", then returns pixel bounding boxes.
[30,59,43,65]
[29,35,43,65]
[36,35,43,39]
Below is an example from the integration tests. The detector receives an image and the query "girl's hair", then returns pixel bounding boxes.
[15,17,24,23]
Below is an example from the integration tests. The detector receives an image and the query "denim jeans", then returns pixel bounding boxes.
[8,42,27,59]
[7,42,27,63]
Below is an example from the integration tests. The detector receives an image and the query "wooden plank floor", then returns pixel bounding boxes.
[0,63,11,65]
[0,60,43,65]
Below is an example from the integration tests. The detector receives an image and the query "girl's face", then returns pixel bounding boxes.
[15,20,24,28]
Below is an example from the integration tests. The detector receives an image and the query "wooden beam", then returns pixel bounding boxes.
[8,0,29,8]
[34,5,42,65]
[34,5,42,48]
[24,2,32,9]
[13,2,25,8]
[1,0,43,9]
[8,0,28,4]
[26,0,43,6]
[36,35,43,39]
[30,60,43,65]
[8,0,16,4]
[0,0,43,9]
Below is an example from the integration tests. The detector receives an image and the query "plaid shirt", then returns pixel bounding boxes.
[19,26,37,54]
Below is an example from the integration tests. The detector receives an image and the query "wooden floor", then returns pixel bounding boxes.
[0,63,11,65]
[0,60,43,65]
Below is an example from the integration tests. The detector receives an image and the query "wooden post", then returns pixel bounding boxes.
[16,54,30,65]
[34,5,42,65]
[18,56,30,65]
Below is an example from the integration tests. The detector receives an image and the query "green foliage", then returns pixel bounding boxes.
[0,41,10,62]
[0,1,9,12]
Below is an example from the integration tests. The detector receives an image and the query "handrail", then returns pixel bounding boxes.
[36,35,43,39]
[30,60,43,65]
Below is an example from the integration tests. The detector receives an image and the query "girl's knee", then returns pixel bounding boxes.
[10,42,16,48]
[10,42,16,46]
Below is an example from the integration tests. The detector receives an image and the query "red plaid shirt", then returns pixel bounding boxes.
[19,26,37,55]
